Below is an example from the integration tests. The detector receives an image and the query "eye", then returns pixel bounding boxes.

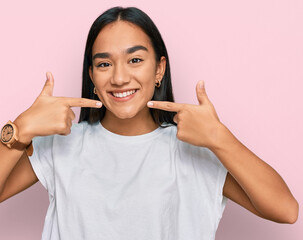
[130,58,143,64]
[97,62,111,68]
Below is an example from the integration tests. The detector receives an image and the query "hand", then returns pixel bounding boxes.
[14,72,102,144]
[147,80,223,149]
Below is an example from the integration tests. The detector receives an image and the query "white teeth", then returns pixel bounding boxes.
[112,90,136,98]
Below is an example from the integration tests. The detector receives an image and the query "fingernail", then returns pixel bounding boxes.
[147,101,153,107]
[96,102,102,107]
[199,81,204,89]
[46,72,49,81]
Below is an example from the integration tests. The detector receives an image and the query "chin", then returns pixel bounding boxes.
[111,108,139,120]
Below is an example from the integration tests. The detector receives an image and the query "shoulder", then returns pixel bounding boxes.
[54,121,96,143]
[158,123,178,142]
[71,120,99,134]
[70,121,87,133]
[168,124,222,167]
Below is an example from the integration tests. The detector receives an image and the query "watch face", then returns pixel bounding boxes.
[1,124,14,143]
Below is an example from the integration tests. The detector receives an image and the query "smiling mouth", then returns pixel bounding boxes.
[110,89,138,98]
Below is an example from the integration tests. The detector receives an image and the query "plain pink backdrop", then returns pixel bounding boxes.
[0,0,302,239]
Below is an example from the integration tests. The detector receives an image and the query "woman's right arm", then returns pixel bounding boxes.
[0,72,102,203]
[0,119,38,203]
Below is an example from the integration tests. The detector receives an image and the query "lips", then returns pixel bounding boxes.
[112,89,137,98]
[107,88,139,101]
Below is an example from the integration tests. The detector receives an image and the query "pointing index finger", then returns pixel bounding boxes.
[147,101,183,112]
[64,97,102,108]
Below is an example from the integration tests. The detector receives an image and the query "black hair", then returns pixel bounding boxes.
[78,6,176,127]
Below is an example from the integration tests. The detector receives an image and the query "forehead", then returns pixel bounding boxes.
[92,20,153,54]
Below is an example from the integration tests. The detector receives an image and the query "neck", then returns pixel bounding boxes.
[101,107,158,136]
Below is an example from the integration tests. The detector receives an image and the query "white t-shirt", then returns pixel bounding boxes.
[29,121,228,240]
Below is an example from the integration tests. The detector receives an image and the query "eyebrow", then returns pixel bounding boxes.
[92,45,148,60]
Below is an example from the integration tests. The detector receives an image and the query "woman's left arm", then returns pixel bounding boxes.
[213,124,298,223]
[147,80,299,224]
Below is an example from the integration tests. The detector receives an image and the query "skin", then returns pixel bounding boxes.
[89,20,166,136]
[88,20,299,223]
[14,73,102,145]
[1,20,297,225]
[0,72,103,202]
[148,83,299,223]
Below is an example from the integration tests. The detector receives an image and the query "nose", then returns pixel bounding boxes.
[110,62,130,86]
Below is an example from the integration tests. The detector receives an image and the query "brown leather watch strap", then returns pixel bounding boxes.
[11,140,28,151]
[12,140,33,156]
[25,141,33,156]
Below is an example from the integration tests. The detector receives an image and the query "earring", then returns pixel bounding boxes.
[155,79,161,88]
[93,87,97,94]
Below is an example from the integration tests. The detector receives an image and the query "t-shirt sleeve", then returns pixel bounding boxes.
[192,145,228,229]
[28,135,55,197]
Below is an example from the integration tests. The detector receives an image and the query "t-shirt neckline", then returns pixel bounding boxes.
[96,121,164,143]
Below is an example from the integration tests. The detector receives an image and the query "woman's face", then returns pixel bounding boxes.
[89,20,166,120]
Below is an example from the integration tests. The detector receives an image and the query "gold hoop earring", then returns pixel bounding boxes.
[93,87,97,94]
[155,80,161,88]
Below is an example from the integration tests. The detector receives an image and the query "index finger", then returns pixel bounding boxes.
[147,101,183,112]
[63,97,102,108]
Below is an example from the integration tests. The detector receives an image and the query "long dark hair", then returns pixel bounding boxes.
[78,6,176,127]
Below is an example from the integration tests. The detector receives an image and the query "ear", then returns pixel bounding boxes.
[155,56,166,84]
[89,66,93,82]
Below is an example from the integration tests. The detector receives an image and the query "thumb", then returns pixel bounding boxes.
[196,80,209,105]
[40,72,54,96]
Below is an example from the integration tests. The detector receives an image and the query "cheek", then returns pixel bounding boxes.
[91,72,109,100]
[92,70,108,86]
[137,72,156,101]
[137,62,157,87]
[92,62,156,104]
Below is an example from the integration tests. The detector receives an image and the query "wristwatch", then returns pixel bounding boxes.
[0,120,33,156]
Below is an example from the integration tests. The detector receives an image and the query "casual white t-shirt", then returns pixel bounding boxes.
[29,121,228,240]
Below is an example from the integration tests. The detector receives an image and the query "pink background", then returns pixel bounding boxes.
[0,0,302,239]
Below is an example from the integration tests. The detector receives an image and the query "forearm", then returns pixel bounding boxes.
[0,117,32,195]
[210,123,299,223]
[0,141,25,195]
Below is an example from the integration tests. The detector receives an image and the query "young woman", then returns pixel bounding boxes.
[0,6,298,240]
